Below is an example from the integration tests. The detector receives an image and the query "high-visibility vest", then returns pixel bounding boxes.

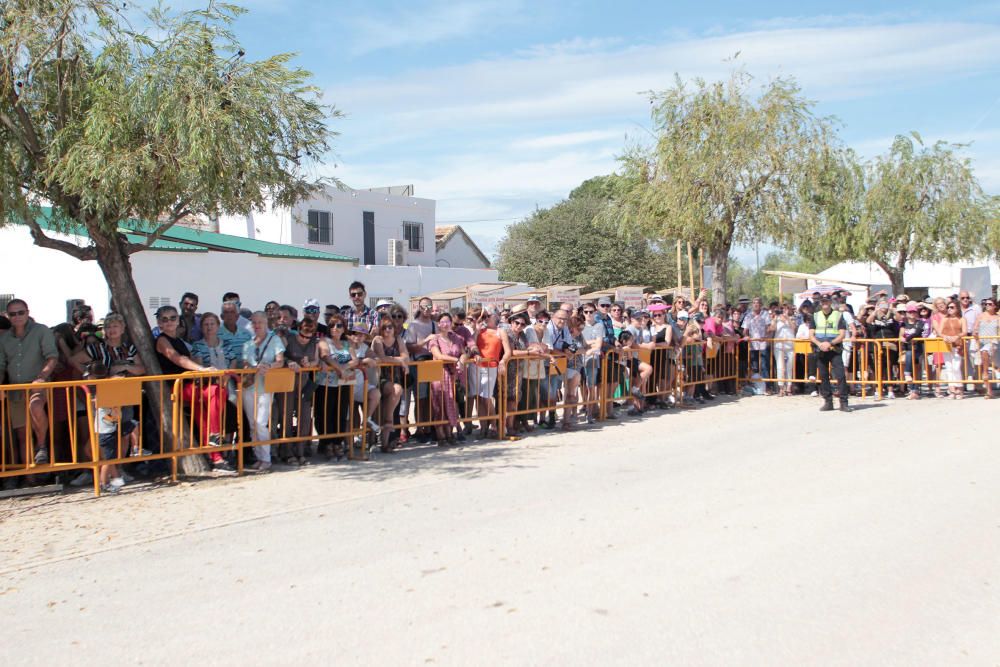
[813,310,842,340]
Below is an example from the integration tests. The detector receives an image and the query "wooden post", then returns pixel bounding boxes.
[676,240,682,296]
[698,248,704,294]
[687,242,695,302]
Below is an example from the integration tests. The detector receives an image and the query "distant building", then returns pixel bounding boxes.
[216,184,431,266]
[434,225,491,269]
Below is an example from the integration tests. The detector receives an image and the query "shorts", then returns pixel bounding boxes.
[582,363,599,387]
[566,367,580,382]
[5,388,46,430]
[98,420,138,459]
[477,366,498,399]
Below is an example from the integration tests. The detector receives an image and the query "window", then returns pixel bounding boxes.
[0,294,13,311]
[148,296,171,309]
[308,210,332,245]
[403,221,424,252]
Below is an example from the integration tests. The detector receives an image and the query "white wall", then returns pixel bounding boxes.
[3,224,502,329]
[436,232,490,269]
[0,226,111,326]
[218,186,436,267]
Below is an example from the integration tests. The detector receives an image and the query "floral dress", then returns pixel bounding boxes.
[428,332,463,428]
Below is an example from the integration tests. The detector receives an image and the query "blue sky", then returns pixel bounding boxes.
[222,1,1000,263]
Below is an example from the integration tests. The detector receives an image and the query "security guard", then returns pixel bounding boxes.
[809,294,849,412]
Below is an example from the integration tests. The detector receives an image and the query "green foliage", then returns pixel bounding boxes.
[0,0,336,239]
[496,176,676,291]
[610,70,839,302]
[799,133,994,291]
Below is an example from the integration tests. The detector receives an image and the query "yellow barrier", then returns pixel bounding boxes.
[4,333,997,496]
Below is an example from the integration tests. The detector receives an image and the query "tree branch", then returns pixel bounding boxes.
[125,203,192,254]
[20,211,97,261]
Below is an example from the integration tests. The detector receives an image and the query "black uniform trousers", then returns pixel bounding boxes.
[816,347,848,400]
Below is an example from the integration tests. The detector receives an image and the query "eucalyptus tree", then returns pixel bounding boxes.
[612,71,839,305]
[805,133,993,295]
[1,0,334,367]
[0,1,336,465]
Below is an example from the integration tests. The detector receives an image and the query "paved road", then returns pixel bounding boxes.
[1,395,998,665]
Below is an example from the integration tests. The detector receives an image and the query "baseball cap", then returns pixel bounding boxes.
[677,310,690,320]
[597,296,612,306]
[905,303,919,313]
[375,299,394,309]
[303,298,320,310]
[526,295,542,303]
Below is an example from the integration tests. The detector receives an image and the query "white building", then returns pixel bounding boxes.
[817,260,999,300]
[217,184,488,270]
[1,211,501,328]
[434,225,491,269]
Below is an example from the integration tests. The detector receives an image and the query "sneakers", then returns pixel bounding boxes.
[109,476,125,489]
[886,390,896,400]
[211,459,236,474]
[129,446,152,457]
[69,471,93,487]
[810,390,819,397]
[101,483,121,494]
[366,418,382,436]
[33,448,49,465]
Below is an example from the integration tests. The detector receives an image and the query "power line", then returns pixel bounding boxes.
[437,216,523,224]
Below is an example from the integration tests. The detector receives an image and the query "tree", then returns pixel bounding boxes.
[725,252,832,304]
[801,133,994,295]
[495,176,677,291]
[0,1,335,466]
[611,70,839,306]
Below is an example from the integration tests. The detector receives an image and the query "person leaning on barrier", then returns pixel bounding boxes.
[371,312,409,452]
[809,295,850,412]
[279,317,321,465]
[314,315,353,461]
[0,299,59,468]
[241,311,285,472]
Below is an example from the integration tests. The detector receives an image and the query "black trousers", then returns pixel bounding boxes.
[816,348,848,400]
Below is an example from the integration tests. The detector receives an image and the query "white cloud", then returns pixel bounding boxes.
[333,21,1000,132]
[345,0,519,56]
[510,129,629,151]
[324,16,1000,254]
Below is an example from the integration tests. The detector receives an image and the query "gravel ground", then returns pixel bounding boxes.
[1,394,998,666]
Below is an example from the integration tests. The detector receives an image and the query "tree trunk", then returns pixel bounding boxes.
[709,248,729,307]
[874,258,906,298]
[91,227,208,475]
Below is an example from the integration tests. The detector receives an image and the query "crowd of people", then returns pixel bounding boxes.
[0,282,996,495]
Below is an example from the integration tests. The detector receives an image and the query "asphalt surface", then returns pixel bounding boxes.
[1,394,998,665]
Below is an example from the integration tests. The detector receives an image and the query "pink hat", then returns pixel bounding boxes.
[647,302,668,312]
[905,302,919,313]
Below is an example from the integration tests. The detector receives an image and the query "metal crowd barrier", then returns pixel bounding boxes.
[4,335,997,496]
[728,336,1000,398]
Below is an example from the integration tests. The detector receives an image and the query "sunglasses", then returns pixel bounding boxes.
[298,331,316,338]
[159,315,179,322]
[7,309,26,317]
[583,309,595,314]
[350,291,365,298]
[391,314,405,320]
[331,323,345,329]
[598,304,610,308]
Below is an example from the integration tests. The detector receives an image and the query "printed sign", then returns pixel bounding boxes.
[548,289,580,306]
[615,287,643,308]
[469,291,507,307]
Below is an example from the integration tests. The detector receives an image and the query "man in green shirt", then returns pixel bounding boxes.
[0,299,59,464]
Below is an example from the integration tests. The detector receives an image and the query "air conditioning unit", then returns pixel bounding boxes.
[388,239,407,266]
